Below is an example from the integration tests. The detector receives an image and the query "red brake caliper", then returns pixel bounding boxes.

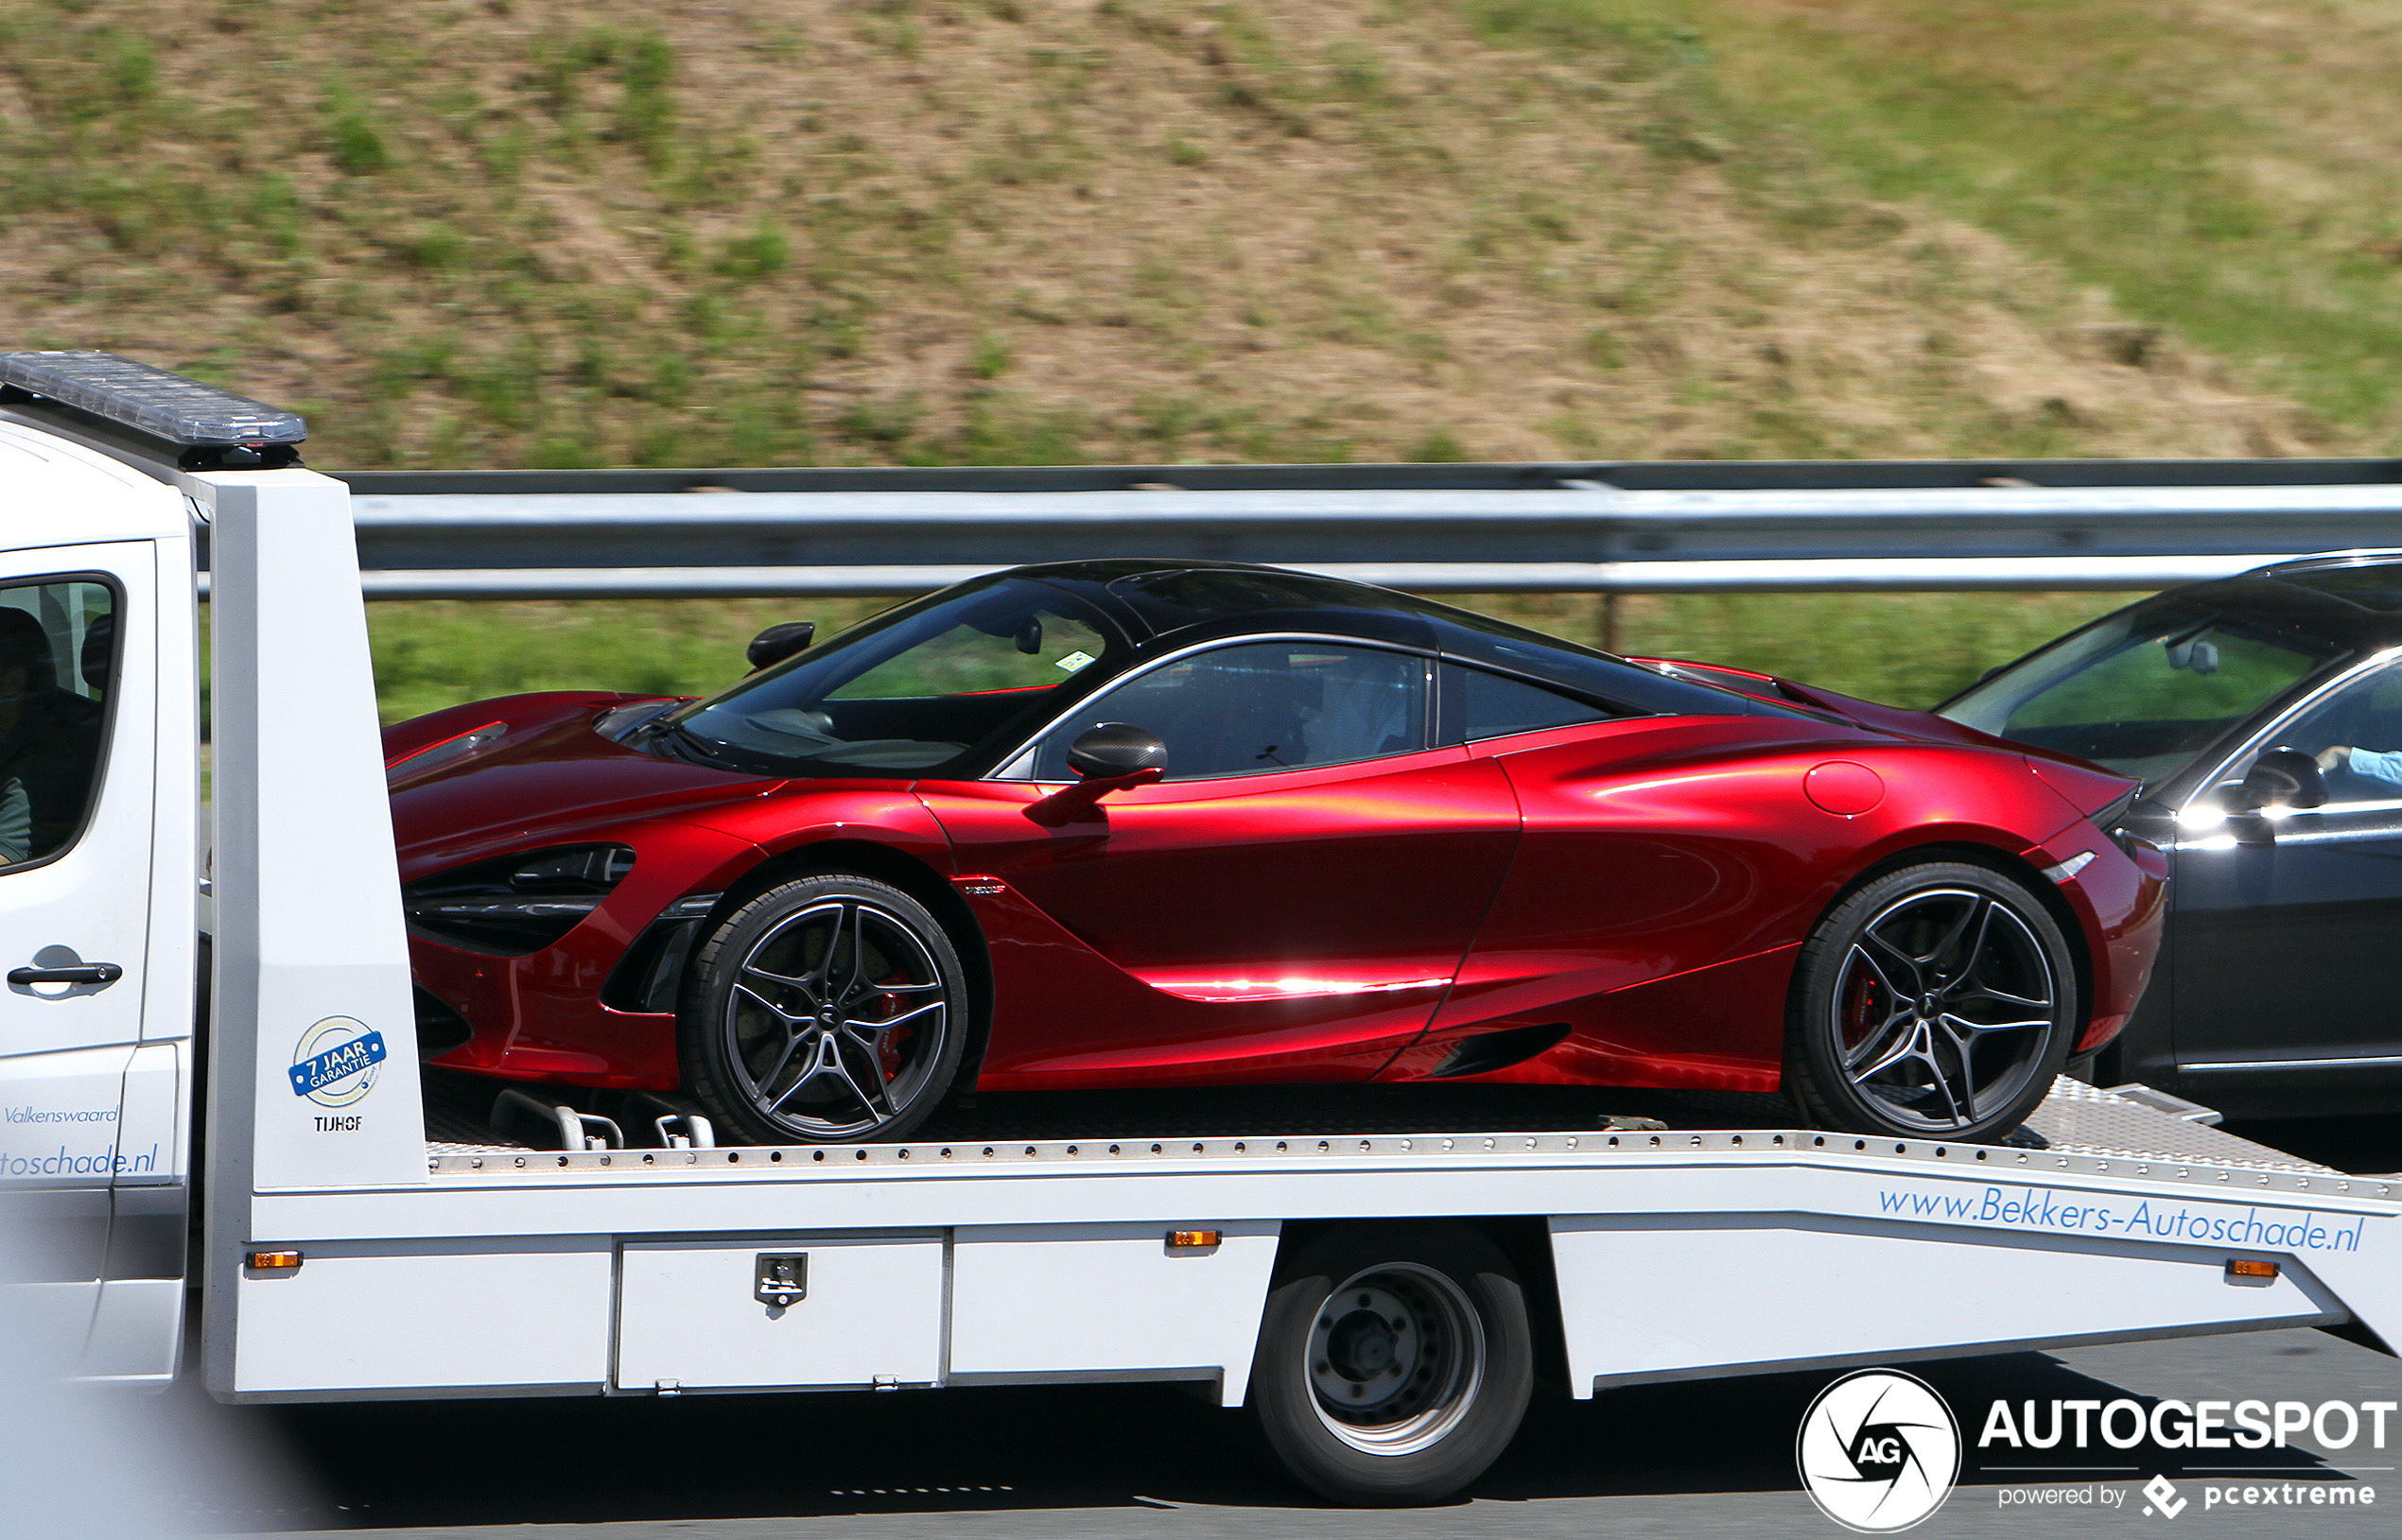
[874,970,911,1081]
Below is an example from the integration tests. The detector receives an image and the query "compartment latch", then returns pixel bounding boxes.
[755,1253,808,1307]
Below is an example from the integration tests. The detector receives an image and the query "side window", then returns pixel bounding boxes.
[2253,664,2402,805]
[1439,662,1613,743]
[0,580,113,869]
[1032,642,1430,781]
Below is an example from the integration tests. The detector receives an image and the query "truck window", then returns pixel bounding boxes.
[0,580,113,869]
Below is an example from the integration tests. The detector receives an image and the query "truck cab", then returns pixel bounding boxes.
[0,389,199,1379]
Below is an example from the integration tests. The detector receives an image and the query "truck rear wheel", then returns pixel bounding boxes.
[1249,1222,1534,1505]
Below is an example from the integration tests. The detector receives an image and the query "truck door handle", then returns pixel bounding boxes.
[9,962,123,986]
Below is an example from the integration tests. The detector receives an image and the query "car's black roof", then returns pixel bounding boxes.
[1004,559,1439,644]
[2140,554,2402,654]
[1003,559,1819,721]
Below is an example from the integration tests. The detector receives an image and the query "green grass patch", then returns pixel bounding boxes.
[1449,0,2402,438]
[369,597,888,725]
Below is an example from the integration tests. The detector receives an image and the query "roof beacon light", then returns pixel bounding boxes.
[0,350,305,468]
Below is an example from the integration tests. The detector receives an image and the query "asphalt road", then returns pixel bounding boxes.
[163,1114,2397,1540]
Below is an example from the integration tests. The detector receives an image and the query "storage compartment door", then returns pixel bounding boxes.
[616,1235,944,1392]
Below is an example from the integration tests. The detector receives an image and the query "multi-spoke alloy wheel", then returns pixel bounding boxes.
[1251,1223,1533,1506]
[680,875,967,1145]
[1786,861,2077,1141]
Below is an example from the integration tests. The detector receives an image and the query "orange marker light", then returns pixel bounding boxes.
[2226,1258,2279,1280]
[246,1249,303,1271]
[1166,1230,1223,1250]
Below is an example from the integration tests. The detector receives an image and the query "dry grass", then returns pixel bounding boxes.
[0,0,2338,469]
[1686,0,2402,435]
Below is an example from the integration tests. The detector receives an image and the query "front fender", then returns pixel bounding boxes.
[676,782,956,874]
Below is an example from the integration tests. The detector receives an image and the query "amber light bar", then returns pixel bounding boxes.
[1166,1230,1223,1250]
[245,1249,304,1271]
[2226,1258,2280,1281]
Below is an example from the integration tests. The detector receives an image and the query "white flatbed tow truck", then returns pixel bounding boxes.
[3,352,2396,1505]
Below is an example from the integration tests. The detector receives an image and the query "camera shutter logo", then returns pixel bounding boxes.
[1796,1369,1961,1532]
[288,1017,386,1108]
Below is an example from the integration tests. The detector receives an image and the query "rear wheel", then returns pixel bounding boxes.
[678,874,967,1145]
[1785,860,2077,1141]
[1249,1223,1533,1506]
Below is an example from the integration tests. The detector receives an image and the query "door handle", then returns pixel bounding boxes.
[9,962,123,987]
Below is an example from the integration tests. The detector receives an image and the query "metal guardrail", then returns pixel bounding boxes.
[325,459,2402,599]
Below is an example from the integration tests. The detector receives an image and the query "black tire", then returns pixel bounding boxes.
[1249,1222,1534,1506]
[678,874,968,1145]
[1785,860,2078,1142]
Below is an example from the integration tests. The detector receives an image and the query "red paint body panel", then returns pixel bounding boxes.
[407,820,761,1088]
[917,748,1521,1087]
[1384,717,2160,1093]
[390,698,957,1089]
[387,693,787,863]
[1380,945,1798,1094]
[2028,756,2138,820]
[2016,819,2169,1054]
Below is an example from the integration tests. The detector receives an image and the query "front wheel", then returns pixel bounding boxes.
[678,874,968,1145]
[1785,860,2078,1142]
[1249,1223,1534,1506]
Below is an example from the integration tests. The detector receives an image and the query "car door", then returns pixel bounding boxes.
[2172,656,2402,1088]
[0,549,155,1367]
[916,639,1523,1086]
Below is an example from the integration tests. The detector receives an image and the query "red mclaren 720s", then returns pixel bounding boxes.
[386,561,2166,1146]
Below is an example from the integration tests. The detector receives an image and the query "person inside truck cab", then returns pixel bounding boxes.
[0,605,104,867]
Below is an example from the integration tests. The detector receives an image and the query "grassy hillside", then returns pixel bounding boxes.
[1677,0,2402,436]
[0,0,2362,469]
[8,2,2391,716]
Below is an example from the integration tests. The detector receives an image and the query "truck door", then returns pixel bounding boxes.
[0,546,156,1370]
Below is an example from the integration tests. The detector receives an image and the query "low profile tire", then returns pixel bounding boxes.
[1249,1223,1534,1506]
[679,874,968,1145]
[1785,860,2079,1142]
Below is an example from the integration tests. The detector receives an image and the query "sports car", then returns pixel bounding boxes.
[386,560,2165,1145]
[1934,549,2402,1116]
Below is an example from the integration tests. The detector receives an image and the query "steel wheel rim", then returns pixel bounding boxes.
[723,898,949,1140]
[1830,886,2061,1133]
[1306,1262,1486,1457]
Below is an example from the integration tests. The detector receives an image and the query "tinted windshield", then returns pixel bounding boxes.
[652,578,1123,777]
[1938,606,2341,784]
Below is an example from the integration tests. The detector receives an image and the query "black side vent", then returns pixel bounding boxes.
[404,844,635,957]
[600,892,724,1013]
[413,987,475,1060]
[1427,1023,1573,1081]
